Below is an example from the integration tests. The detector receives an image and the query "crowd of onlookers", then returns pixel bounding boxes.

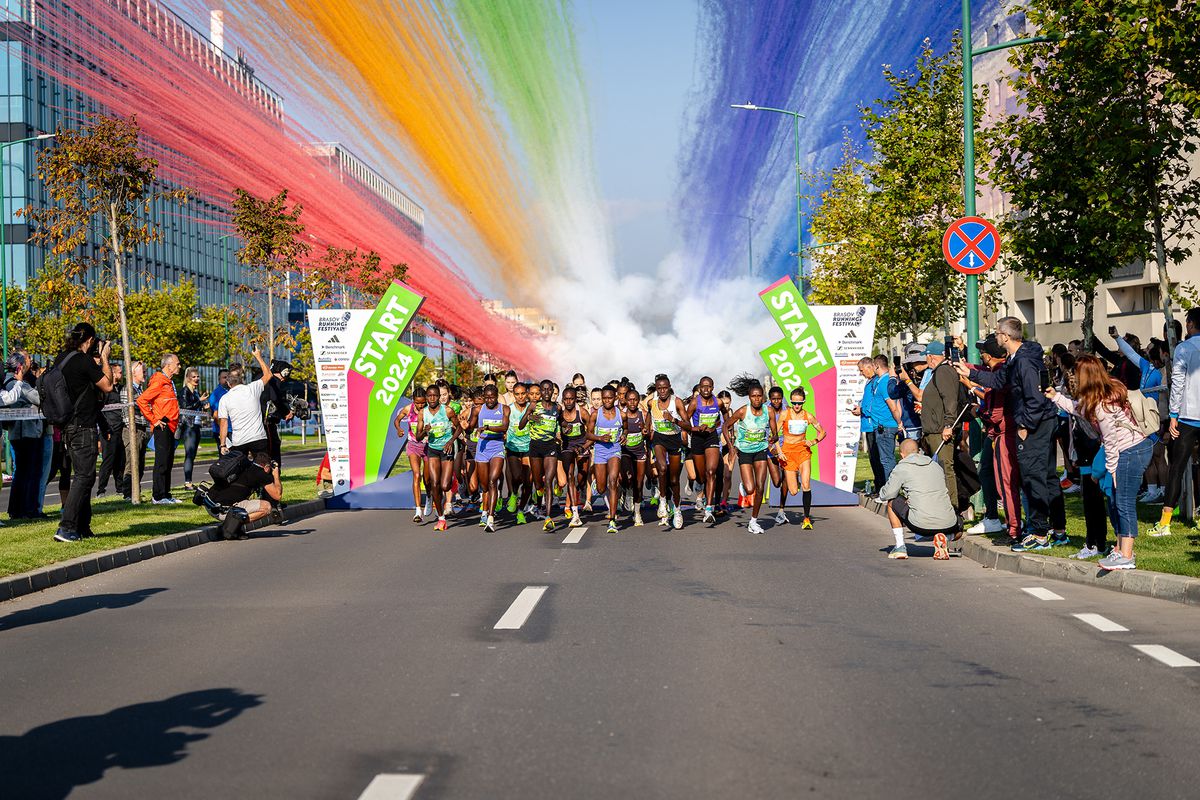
[859,311,1192,572]
[0,323,301,542]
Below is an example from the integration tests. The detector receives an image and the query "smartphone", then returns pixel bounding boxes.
[945,335,960,363]
[892,355,902,375]
[1039,367,1051,393]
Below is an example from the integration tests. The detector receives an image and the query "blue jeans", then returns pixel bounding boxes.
[181,423,202,482]
[874,427,899,484]
[1110,438,1153,539]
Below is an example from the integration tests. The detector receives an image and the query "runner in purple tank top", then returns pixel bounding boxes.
[467,384,510,533]
[684,376,724,524]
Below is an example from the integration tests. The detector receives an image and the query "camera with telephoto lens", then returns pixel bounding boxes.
[286,393,311,421]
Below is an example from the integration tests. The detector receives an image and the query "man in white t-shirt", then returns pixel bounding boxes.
[218,345,272,456]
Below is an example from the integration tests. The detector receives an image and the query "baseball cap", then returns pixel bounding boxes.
[975,334,1005,359]
[270,360,293,377]
[902,343,927,364]
[923,341,945,357]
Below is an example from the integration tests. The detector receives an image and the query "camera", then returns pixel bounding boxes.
[286,393,311,421]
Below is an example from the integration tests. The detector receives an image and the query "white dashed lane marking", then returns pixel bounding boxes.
[561,527,587,545]
[1132,645,1200,668]
[1021,587,1064,601]
[494,586,549,630]
[1073,613,1129,633]
[356,773,424,800]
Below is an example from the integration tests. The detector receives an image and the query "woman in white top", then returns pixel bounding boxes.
[1047,355,1153,570]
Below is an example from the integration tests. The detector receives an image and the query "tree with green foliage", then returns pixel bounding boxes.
[21,114,189,504]
[231,188,310,358]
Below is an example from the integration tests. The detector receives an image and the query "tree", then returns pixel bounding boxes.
[1006,0,1200,352]
[21,114,189,504]
[231,188,310,358]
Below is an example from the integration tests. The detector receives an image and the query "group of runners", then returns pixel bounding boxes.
[396,372,827,535]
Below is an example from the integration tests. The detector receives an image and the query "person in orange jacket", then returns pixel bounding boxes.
[137,353,182,504]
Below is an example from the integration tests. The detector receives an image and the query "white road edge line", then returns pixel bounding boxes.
[356,773,424,800]
[561,527,588,545]
[1132,645,1200,668]
[494,586,549,630]
[1021,587,1064,601]
[1072,613,1129,632]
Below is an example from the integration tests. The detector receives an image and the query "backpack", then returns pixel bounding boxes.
[209,449,250,484]
[39,351,84,427]
[1126,389,1161,437]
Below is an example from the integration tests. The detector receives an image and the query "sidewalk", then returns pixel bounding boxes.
[857,493,1200,607]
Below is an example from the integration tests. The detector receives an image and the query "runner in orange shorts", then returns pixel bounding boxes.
[773,386,826,529]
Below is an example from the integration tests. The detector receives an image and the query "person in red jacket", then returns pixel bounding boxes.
[137,353,181,504]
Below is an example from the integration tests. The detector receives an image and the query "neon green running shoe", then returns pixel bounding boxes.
[516,511,527,525]
[507,495,518,513]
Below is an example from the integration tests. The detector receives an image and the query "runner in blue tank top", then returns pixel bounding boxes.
[723,374,779,535]
[685,375,724,524]
[467,384,510,533]
[413,384,463,532]
[588,385,625,533]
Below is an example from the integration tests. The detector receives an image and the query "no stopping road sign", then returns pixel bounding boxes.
[942,216,1000,275]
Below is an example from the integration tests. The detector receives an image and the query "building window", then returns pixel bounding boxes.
[1143,286,1159,312]
[1046,296,1054,323]
[1062,296,1073,322]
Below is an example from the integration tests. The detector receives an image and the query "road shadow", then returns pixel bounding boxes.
[0,687,263,800]
[0,587,168,632]
[249,527,316,539]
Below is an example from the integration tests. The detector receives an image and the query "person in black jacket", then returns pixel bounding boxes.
[956,316,1067,551]
[918,341,961,510]
[96,363,125,496]
[260,360,294,467]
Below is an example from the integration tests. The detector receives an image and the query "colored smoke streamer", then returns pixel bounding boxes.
[17,0,545,373]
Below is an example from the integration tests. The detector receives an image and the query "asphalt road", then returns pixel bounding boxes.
[2,500,1200,799]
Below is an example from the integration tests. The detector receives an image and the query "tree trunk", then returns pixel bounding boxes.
[109,205,140,505]
[1081,289,1095,353]
[1153,200,1174,353]
[267,283,275,361]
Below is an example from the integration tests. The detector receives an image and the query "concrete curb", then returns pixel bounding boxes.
[0,498,328,604]
[857,492,1200,607]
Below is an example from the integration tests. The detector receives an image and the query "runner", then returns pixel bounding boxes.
[765,386,786,515]
[620,388,648,527]
[500,370,518,405]
[724,374,777,534]
[649,374,693,530]
[505,382,534,524]
[685,376,724,523]
[588,386,625,533]
[467,384,510,532]
[521,379,562,531]
[412,384,461,532]
[774,386,826,529]
[717,390,735,515]
[558,386,591,528]
[393,387,428,524]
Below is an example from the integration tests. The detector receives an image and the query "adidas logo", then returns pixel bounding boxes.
[844,330,858,338]
[328,335,340,343]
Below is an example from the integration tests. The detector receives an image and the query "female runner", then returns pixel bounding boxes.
[723,375,778,535]
[685,376,724,523]
[588,385,625,533]
[520,380,562,531]
[620,388,649,527]
[558,386,591,528]
[393,386,428,523]
[716,390,735,515]
[505,382,534,524]
[413,384,462,532]
[774,386,826,529]
[764,385,787,518]
[467,384,510,532]
[649,374,693,530]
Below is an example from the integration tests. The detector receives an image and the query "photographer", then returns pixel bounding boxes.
[878,438,960,560]
[260,360,294,466]
[202,452,283,539]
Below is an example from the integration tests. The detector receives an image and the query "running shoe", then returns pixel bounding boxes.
[1149,522,1173,538]
[933,533,950,560]
[423,498,433,517]
[516,511,527,526]
[633,508,644,527]
[773,511,788,525]
[672,507,683,530]
[542,518,556,533]
[747,517,764,535]
[888,544,909,559]
[433,518,448,532]
[1098,551,1136,571]
[1049,530,1071,547]
[412,511,423,524]
[478,515,487,527]
[1139,487,1164,504]
[1012,534,1049,552]
[657,501,668,520]
[494,496,503,512]
[716,501,728,517]
[801,516,813,530]
[607,518,618,534]
[966,517,1006,535]
[532,505,546,520]
[507,495,518,513]
[1063,483,1081,495]
[569,510,584,528]
[703,506,715,524]
[485,516,496,533]
[53,529,80,543]
[1072,545,1099,559]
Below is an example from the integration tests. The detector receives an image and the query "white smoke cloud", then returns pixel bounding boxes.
[538,250,780,390]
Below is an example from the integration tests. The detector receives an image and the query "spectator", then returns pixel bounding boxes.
[179,366,209,489]
[1152,307,1200,537]
[121,360,151,500]
[852,357,901,490]
[964,335,1019,540]
[260,360,293,466]
[96,363,125,496]
[918,341,961,511]
[208,368,230,441]
[1048,355,1153,569]
[3,352,43,520]
[894,345,926,441]
[54,322,115,543]
[957,316,1067,551]
[138,353,182,505]
[878,438,960,560]
[200,451,283,539]
[218,346,272,457]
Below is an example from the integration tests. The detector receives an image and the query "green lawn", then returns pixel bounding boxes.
[0,466,320,578]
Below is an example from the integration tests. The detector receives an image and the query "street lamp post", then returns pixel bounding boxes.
[705,211,755,276]
[0,132,56,362]
[960,1,1056,361]
[218,233,236,364]
[731,104,805,285]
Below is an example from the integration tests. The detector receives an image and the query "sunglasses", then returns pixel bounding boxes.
[790,401,804,406]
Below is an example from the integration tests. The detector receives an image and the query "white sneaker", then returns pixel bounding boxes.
[485,515,496,533]
[1063,483,1081,495]
[773,511,789,525]
[423,498,433,517]
[569,511,583,528]
[747,517,764,535]
[672,507,683,530]
[633,508,643,527]
[1072,545,1098,559]
[966,517,1005,535]
[413,511,423,524]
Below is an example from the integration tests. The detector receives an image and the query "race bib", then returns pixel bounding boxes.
[699,411,719,428]
[787,419,808,436]
[743,428,766,444]
[606,427,620,443]
[625,432,643,448]
[654,417,676,434]
[430,422,450,439]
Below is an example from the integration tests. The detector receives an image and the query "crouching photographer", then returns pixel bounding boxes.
[194,451,283,539]
[877,438,961,561]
